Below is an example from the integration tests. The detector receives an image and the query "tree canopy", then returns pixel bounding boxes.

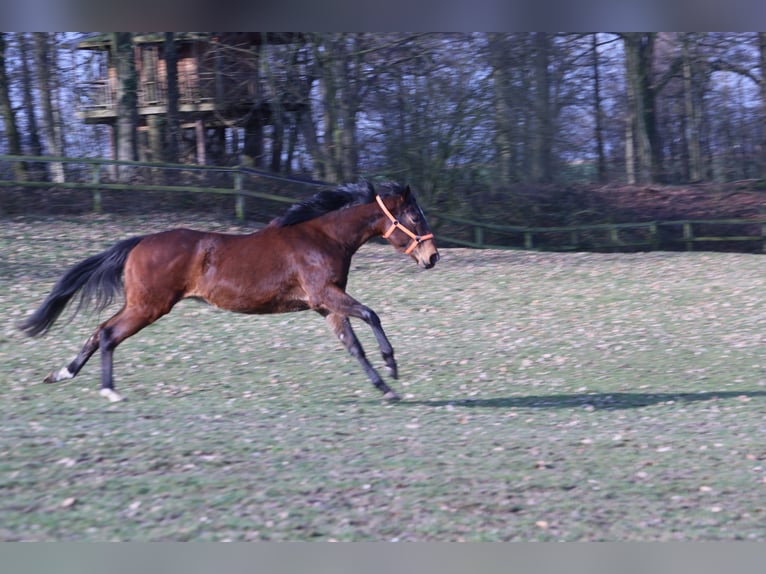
[2,32,766,208]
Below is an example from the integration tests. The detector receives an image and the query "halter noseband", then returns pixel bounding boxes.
[375,195,434,255]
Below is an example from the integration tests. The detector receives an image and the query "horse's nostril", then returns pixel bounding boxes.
[429,253,440,266]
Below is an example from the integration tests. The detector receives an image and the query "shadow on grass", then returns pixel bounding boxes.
[393,390,766,410]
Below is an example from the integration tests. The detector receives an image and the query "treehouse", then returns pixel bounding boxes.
[75,32,304,165]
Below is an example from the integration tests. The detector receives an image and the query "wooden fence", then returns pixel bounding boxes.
[0,154,320,220]
[2,154,765,253]
[434,213,766,253]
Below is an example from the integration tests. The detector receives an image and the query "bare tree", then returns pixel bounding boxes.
[164,32,180,165]
[18,34,42,157]
[0,33,25,180]
[623,33,658,183]
[531,32,553,183]
[681,34,704,182]
[592,34,607,183]
[488,33,534,185]
[112,32,138,175]
[33,32,65,182]
[312,33,364,183]
[17,33,44,180]
[760,32,766,179]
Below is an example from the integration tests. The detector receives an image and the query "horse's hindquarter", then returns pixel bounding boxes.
[122,228,210,312]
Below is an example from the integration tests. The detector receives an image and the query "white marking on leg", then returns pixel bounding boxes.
[53,367,74,382]
[99,388,125,402]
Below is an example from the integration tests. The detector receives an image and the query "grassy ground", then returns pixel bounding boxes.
[2,214,766,541]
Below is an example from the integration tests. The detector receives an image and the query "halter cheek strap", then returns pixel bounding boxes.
[375,195,434,255]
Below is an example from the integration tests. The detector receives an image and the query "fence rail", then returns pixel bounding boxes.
[2,154,765,253]
[434,213,766,253]
[0,154,325,220]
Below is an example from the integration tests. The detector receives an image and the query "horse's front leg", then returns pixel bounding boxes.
[323,312,400,401]
[350,305,397,379]
[319,287,399,376]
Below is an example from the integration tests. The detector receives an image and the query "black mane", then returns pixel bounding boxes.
[274,181,404,227]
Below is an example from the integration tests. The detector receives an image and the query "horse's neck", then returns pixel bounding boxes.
[329,203,386,251]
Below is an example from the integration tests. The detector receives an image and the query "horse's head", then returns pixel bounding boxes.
[373,183,440,270]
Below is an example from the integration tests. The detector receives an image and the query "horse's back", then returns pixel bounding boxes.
[127,228,211,269]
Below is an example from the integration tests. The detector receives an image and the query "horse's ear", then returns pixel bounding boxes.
[403,185,412,199]
[366,181,376,196]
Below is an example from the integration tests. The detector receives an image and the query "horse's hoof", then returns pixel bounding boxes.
[383,390,401,402]
[44,367,73,384]
[99,388,125,403]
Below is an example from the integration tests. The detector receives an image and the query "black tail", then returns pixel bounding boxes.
[19,236,145,338]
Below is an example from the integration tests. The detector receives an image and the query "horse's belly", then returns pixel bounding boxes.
[187,235,313,314]
[189,283,311,314]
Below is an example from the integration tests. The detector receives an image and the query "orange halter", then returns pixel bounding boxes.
[375,195,434,255]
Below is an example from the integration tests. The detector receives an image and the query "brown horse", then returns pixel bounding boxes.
[20,181,439,402]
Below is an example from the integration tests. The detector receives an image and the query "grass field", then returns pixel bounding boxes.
[2,214,766,541]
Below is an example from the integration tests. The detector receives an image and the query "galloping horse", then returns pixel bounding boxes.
[20,181,439,402]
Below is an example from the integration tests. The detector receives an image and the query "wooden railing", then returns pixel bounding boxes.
[2,154,765,253]
[78,71,217,112]
[434,213,766,252]
[0,154,322,221]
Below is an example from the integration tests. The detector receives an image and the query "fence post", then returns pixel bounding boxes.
[473,225,484,248]
[649,222,658,250]
[683,222,693,251]
[524,231,533,249]
[609,226,620,251]
[234,169,244,221]
[91,162,102,213]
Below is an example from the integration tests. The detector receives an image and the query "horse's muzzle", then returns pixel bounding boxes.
[424,252,440,269]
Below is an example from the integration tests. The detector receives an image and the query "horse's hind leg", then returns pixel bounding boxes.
[95,306,169,402]
[44,330,101,384]
[46,303,170,402]
[324,312,400,401]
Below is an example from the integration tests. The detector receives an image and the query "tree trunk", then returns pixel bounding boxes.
[164,32,180,165]
[112,32,138,179]
[623,33,658,183]
[243,115,264,168]
[314,33,363,183]
[317,36,340,182]
[33,33,65,182]
[531,32,552,183]
[759,32,766,179]
[592,34,607,183]
[0,33,25,180]
[147,114,163,162]
[48,34,66,161]
[195,119,206,165]
[285,115,299,175]
[270,112,284,172]
[488,34,515,188]
[339,34,363,181]
[625,110,635,184]
[17,34,45,179]
[682,34,702,182]
[299,106,325,180]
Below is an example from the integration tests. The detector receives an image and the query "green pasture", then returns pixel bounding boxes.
[2,215,766,541]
